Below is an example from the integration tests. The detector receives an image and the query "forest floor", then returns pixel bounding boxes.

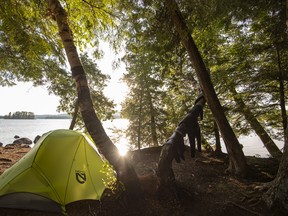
[0,145,282,216]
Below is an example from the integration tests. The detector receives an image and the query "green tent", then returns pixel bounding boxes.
[0,129,114,214]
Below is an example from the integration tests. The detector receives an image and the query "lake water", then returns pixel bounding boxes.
[0,118,128,143]
[0,119,284,158]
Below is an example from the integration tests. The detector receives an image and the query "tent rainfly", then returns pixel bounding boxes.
[0,129,114,214]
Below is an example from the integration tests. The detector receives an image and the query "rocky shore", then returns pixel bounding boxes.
[0,135,41,148]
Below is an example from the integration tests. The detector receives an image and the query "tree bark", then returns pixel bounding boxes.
[263,2,288,212]
[276,46,287,140]
[137,88,144,150]
[164,0,249,176]
[148,91,158,147]
[213,120,222,154]
[157,96,205,196]
[264,126,288,214]
[48,0,141,201]
[69,99,79,130]
[230,87,282,160]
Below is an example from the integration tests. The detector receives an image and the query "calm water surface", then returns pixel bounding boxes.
[0,119,284,158]
[0,119,72,144]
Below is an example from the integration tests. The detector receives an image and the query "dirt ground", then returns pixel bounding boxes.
[0,145,282,216]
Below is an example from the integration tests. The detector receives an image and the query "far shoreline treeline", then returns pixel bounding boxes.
[0,111,72,120]
[0,111,121,120]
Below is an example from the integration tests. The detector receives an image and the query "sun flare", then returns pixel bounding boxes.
[116,138,128,156]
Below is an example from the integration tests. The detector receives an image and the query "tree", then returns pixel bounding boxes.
[164,0,250,176]
[229,86,282,160]
[47,0,141,201]
[0,0,64,86]
[157,95,206,196]
[121,58,167,149]
[264,126,288,214]
[0,0,141,201]
[263,0,288,212]
[119,0,202,150]
[48,53,115,128]
[212,0,288,145]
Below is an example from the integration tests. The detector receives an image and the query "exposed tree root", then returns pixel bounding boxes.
[227,201,262,216]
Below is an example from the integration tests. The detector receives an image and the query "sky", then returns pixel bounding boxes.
[0,43,128,115]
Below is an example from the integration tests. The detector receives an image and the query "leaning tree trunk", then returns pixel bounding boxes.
[69,99,79,130]
[48,0,141,200]
[157,96,205,197]
[263,2,288,212]
[229,87,282,160]
[264,126,288,214]
[164,0,249,176]
[213,120,223,155]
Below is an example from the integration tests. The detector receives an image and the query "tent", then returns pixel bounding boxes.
[0,129,114,214]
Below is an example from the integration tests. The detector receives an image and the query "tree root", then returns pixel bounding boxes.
[227,201,262,216]
[241,191,262,206]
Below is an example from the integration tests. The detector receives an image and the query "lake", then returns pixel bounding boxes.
[0,119,284,158]
[0,118,128,144]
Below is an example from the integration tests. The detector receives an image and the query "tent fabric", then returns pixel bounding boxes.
[0,129,112,214]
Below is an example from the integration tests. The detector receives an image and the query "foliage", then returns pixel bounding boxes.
[46,53,115,129]
[0,0,117,123]
[117,0,287,151]
[119,1,201,149]
[0,0,64,86]
[100,162,117,191]
[204,0,288,140]
[4,111,35,119]
[0,0,286,153]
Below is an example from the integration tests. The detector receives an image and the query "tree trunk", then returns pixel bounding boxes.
[263,3,288,212]
[264,126,288,214]
[164,0,249,176]
[48,0,141,201]
[229,87,282,160]
[69,99,79,130]
[157,96,205,197]
[276,46,287,140]
[137,88,144,150]
[213,120,222,154]
[148,91,158,147]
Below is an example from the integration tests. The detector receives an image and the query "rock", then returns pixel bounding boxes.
[20,144,31,148]
[13,137,32,145]
[34,135,41,144]
[0,158,12,162]
[5,143,31,149]
[14,135,20,139]
[0,142,3,147]
[4,145,14,149]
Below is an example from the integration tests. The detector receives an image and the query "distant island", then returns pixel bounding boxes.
[3,111,35,119]
[0,111,71,119]
[0,111,121,120]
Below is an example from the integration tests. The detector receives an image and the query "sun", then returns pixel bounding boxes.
[116,138,128,156]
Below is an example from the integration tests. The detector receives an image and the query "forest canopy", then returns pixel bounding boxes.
[0,0,286,149]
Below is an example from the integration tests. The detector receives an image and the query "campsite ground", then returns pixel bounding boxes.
[0,145,281,216]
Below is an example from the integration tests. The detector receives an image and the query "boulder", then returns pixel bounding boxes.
[13,137,32,145]
[34,135,41,144]
[5,143,31,149]
[14,135,20,139]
